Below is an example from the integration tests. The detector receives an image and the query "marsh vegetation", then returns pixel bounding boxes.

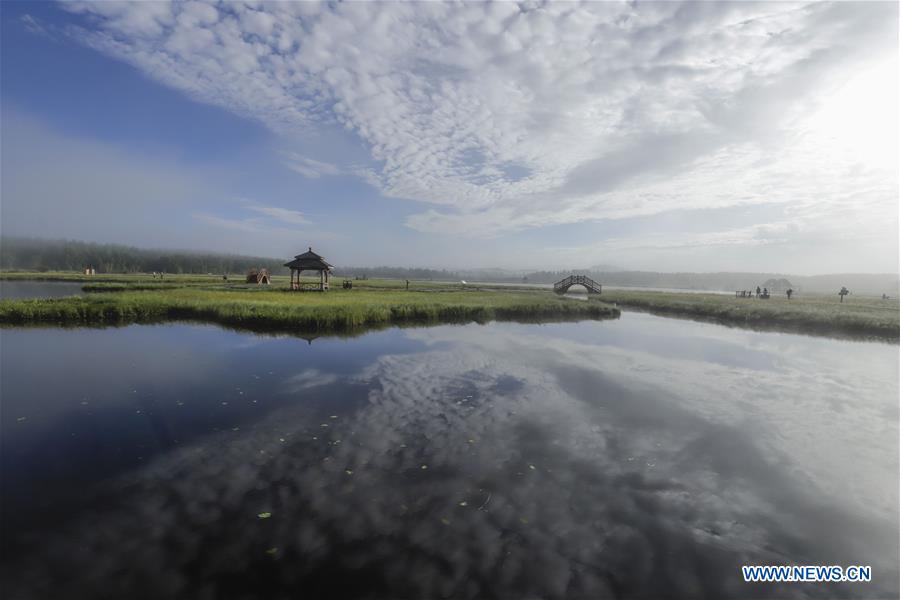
[0,276,619,333]
[2,273,897,339]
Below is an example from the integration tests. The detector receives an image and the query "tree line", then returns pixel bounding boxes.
[0,238,289,275]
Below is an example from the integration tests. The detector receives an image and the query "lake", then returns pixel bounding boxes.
[1,314,897,599]
[0,280,85,299]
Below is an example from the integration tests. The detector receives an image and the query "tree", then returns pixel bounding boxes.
[838,286,850,302]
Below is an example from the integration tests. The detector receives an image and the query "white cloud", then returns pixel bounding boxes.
[246,205,311,226]
[282,152,340,179]
[60,1,898,243]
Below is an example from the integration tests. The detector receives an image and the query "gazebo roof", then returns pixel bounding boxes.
[284,247,334,271]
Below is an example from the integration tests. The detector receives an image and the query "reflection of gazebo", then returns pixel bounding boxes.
[284,247,333,291]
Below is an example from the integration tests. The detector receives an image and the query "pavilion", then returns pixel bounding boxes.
[284,247,333,291]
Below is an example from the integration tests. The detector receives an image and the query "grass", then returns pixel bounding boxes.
[3,271,898,340]
[598,289,900,341]
[0,271,467,290]
[0,284,620,333]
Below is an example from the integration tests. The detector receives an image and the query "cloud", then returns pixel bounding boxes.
[20,14,52,38]
[56,1,898,245]
[192,205,343,254]
[282,152,340,179]
[193,203,313,232]
[246,205,311,226]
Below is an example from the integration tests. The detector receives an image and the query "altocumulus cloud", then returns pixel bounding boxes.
[58,1,897,238]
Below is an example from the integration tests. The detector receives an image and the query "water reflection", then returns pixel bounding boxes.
[1,315,897,599]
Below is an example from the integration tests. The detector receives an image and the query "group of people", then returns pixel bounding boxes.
[735,286,794,299]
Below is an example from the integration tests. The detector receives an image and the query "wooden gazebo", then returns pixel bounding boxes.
[284,247,333,291]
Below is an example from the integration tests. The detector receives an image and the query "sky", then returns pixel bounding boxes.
[1,1,897,273]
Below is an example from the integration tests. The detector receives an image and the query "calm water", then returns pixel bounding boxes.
[0,280,85,299]
[1,315,897,599]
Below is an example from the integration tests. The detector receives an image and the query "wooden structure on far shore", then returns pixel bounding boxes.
[246,268,271,285]
[284,247,333,291]
[554,275,602,294]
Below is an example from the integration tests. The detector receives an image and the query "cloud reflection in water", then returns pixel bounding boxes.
[4,317,898,599]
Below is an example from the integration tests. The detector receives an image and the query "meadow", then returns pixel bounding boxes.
[599,289,900,340]
[2,272,897,340]
[0,278,619,333]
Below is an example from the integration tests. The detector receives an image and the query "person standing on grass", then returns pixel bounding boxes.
[406,279,409,291]
[756,286,761,298]
[786,288,793,300]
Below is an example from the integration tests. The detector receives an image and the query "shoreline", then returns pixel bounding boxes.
[600,289,899,342]
[0,288,621,335]
[1,276,897,341]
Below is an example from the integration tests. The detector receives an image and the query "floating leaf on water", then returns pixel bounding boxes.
[529,464,536,470]
[16,417,26,422]
[459,501,468,507]
[420,464,428,470]
[345,470,353,475]
[312,436,318,440]
[330,415,338,419]
[265,547,278,555]
[135,410,142,414]
[519,517,529,525]
[279,438,285,443]
[320,424,329,428]
[440,518,451,526]
[257,512,272,519]
[232,427,240,432]
[221,401,228,406]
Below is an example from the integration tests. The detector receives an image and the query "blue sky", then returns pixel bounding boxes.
[1,1,897,273]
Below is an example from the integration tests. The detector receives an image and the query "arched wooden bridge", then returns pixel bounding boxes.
[554,275,602,294]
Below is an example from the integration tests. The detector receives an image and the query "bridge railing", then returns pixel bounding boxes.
[553,275,602,294]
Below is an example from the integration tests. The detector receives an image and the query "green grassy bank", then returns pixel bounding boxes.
[3,272,897,339]
[0,285,619,333]
[598,289,900,341]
